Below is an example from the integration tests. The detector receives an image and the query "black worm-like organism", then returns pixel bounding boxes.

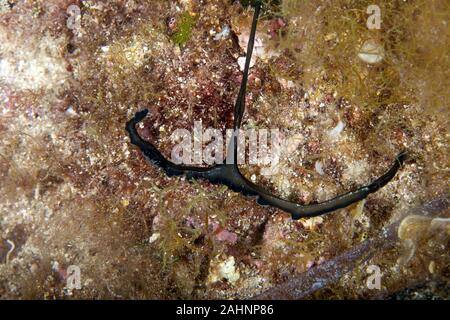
[126,2,407,219]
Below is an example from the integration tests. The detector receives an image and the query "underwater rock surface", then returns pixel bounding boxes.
[0,0,448,299]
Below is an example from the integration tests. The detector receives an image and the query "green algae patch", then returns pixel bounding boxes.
[172,11,197,48]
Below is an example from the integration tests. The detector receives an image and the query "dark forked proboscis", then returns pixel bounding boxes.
[126,2,407,219]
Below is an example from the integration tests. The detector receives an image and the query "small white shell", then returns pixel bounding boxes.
[358,40,384,64]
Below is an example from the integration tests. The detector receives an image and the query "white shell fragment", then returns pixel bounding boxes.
[213,25,231,41]
[328,120,346,141]
[149,233,160,243]
[207,255,240,284]
[237,56,256,71]
[358,40,385,64]
[315,161,325,175]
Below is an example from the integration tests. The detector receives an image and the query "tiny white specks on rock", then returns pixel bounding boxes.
[0,30,69,91]
[343,160,370,185]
